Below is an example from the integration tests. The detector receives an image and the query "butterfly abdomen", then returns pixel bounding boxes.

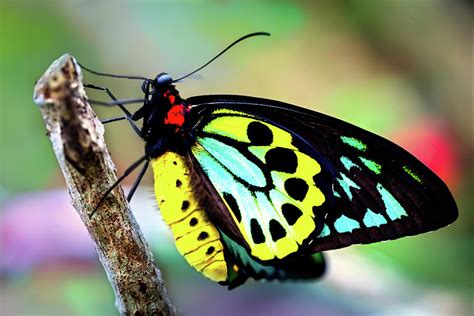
[152,151,228,282]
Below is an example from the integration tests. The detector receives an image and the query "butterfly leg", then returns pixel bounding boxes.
[90,155,147,218]
[127,160,149,202]
[101,116,127,125]
[84,83,142,136]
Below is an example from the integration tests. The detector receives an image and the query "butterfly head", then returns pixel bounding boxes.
[141,72,174,95]
[156,73,173,87]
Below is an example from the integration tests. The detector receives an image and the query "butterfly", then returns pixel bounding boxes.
[84,32,458,289]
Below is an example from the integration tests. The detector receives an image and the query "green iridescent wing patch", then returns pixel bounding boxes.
[312,134,446,251]
[188,95,458,254]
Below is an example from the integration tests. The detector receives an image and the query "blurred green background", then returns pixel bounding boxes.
[0,1,472,315]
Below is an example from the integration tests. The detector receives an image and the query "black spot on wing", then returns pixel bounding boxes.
[189,217,198,226]
[223,192,241,222]
[284,178,309,201]
[251,219,265,244]
[247,121,273,145]
[269,219,286,241]
[265,148,297,173]
[282,203,303,225]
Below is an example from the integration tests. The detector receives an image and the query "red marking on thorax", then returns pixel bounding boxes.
[169,95,176,104]
[164,104,188,128]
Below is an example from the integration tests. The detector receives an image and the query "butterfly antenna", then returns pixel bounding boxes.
[173,31,271,82]
[77,61,148,81]
[90,155,147,218]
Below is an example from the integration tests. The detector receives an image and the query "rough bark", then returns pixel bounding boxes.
[33,54,175,316]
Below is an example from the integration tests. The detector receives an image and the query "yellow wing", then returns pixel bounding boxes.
[191,109,329,261]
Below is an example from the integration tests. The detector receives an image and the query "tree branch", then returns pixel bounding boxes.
[33,54,175,316]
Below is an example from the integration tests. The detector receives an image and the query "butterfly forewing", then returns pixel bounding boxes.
[188,95,458,254]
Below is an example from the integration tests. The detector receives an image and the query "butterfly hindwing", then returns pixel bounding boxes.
[220,229,325,289]
[190,109,333,261]
[187,95,458,254]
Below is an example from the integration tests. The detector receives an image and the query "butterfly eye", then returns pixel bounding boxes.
[156,73,173,86]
